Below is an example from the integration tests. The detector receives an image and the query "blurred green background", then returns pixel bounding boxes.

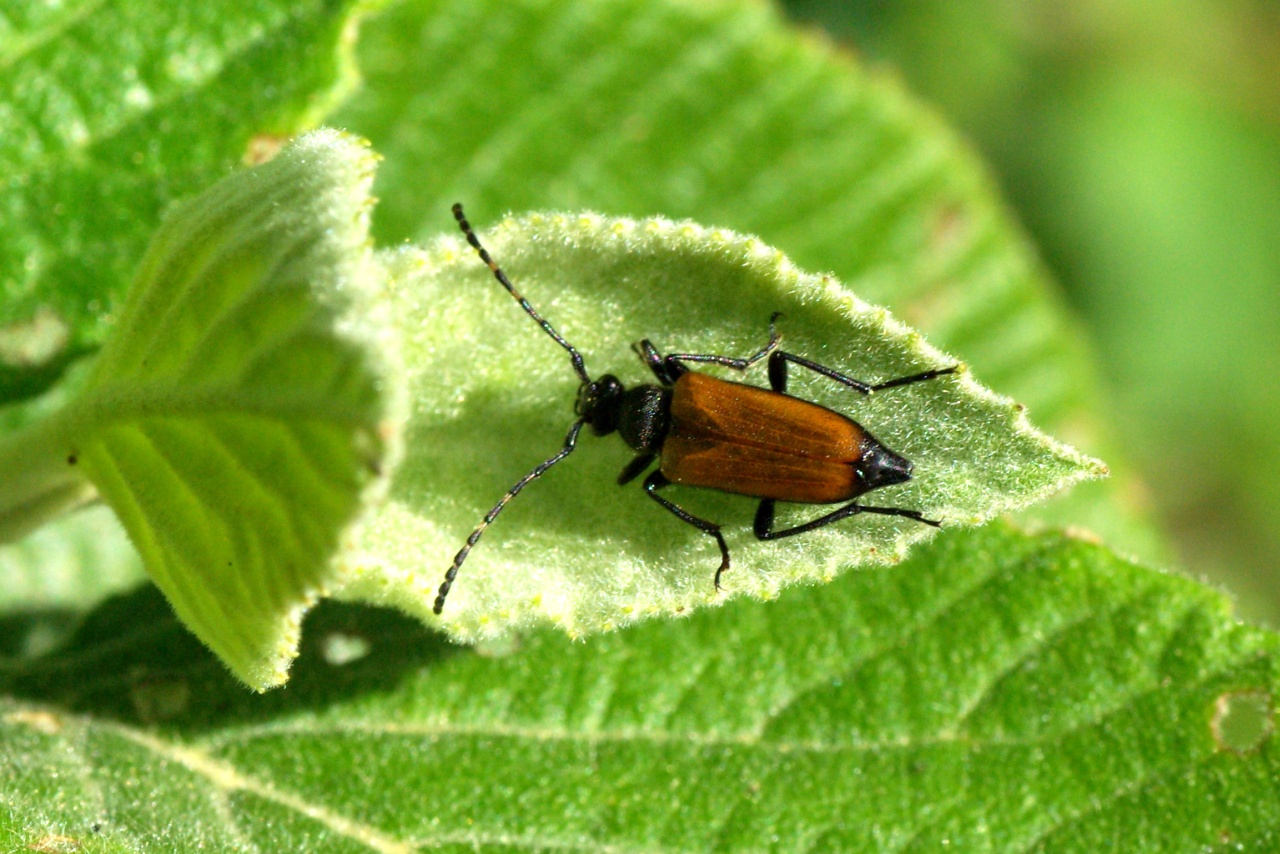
[780,0,1280,626]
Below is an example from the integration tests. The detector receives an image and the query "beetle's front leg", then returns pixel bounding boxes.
[634,313,784,385]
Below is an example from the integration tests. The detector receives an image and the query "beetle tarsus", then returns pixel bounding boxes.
[869,365,960,392]
[712,539,730,591]
[642,471,733,590]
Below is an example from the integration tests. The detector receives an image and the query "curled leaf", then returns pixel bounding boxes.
[2,130,399,690]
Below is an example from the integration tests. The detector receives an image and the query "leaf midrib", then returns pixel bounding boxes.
[73,384,375,431]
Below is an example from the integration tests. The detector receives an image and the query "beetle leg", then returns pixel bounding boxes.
[657,312,784,377]
[642,471,732,589]
[617,452,656,485]
[754,498,941,540]
[633,339,681,384]
[867,366,960,392]
[753,499,779,536]
[768,351,958,396]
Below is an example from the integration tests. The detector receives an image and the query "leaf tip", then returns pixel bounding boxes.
[242,598,313,693]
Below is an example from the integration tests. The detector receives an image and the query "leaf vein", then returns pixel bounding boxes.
[107,720,415,854]
[0,0,111,74]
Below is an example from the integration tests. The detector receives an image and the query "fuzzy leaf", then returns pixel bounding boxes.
[2,524,1276,850]
[336,213,1103,639]
[0,130,396,690]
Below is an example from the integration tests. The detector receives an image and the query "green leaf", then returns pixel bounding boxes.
[0,0,366,398]
[0,507,143,655]
[3,524,1276,849]
[0,493,144,669]
[336,213,1101,639]
[333,0,1162,562]
[0,130,396,690]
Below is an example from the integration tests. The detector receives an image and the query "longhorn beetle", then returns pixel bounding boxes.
[434,204,958,614]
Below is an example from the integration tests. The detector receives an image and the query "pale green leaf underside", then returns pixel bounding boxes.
[3,525,1275,850]
[29,131,394,690]
[338,213,1103,640]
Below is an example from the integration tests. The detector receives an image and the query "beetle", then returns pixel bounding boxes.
[433,204,958,614]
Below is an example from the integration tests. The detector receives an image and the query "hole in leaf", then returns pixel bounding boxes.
[1211,689,1274,753]
[0,306,69,366]
[242,133,289,165]
[320,631,371,666]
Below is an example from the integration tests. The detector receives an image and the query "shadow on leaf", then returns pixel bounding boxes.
[0,585,460,732]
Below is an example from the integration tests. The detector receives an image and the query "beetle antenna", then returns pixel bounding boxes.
[434,418,586,614]
[453,204,591,384]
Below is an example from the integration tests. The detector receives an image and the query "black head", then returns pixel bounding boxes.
[856,436,913,493]
[576,374,625,436]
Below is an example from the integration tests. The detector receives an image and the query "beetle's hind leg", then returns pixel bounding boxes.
[634,313,784,384]
[754,498,941,540]
[768,351,958,395]
[642,471,732,589]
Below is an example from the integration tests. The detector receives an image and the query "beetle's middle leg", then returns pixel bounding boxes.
[754,498,941,540]
[642,471,732,589]
[634,313,784,384]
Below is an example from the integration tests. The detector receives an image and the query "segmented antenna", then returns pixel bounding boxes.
[435,205,594,615]
[453,203,590,384]
[433,420,584,615]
